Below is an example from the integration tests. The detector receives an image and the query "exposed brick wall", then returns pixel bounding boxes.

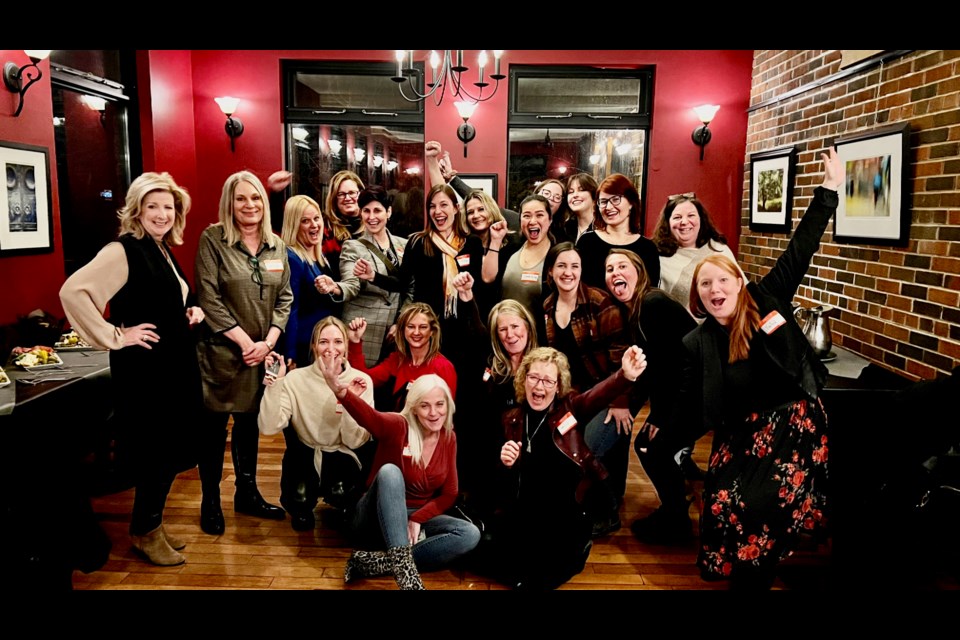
[741,50,959,381]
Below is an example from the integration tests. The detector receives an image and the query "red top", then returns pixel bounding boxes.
[348,340,458,404]
[340,390,459,524]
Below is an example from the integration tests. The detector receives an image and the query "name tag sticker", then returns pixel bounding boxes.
[335,403,343,414]
[483,368,492,382]
[456,255,470,268]
[760,310,787,335]
[402,445,413,457]
[521,271,540,284]
[263,259,284,272]
[557,412,577,435]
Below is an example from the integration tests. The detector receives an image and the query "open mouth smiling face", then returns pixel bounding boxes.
[521,204,550,245]
[297,206,323,248]
[604,254,639,303]
[696,261,743,326]
[525,361,559,411]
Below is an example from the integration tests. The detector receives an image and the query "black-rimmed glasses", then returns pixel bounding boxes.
[248,256,264,285]
[598,195,623,209]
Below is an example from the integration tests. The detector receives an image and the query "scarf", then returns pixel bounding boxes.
[430,231,464,319]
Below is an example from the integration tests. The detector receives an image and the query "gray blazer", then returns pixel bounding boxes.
[336,232,410,367]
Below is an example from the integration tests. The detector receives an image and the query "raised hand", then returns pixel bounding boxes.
[453,272,475,301]
[821,147,845,191]
[347,376,368,397]
[347,317,367,343]
[315,274,339,296]
[620,345,647,381]
[317,354,348,398]
[488,220,508,244]
[425,141,442,159]
[267,170,292,193]
[263,351,286,386]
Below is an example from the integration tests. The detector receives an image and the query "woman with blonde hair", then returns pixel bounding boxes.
[194,170,292,535]
[259,317,375,531]
[317,363,481,590]
[346,302,457,410]
[278,194,341,367]
[324,170,365,240]
[60,172,205,565]
[488,345,647,589]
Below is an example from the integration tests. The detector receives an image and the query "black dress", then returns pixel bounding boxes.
[576,231,661,290]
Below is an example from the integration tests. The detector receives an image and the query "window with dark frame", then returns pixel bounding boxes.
[507,65,653,226]
[282,61,427,239]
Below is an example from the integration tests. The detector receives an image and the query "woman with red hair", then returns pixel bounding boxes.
[575,173,660,291]
[674,149,843,589]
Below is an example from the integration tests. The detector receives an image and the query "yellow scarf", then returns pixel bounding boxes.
[430,231,464,318]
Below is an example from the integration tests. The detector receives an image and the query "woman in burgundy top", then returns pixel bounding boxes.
[318,359,480,590]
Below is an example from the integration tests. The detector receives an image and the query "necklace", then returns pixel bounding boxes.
[525,412,547,453]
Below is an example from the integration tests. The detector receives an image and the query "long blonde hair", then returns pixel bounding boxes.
[690,254,759,363]
[487,300,538,383]
[324,170,364,242]
[395,303,442,364]
[118,172,191,246]
[399,374,456,466]
[216,171,273,247]
[281,194,328,267]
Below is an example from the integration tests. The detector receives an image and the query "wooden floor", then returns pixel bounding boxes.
[72,426,956,590]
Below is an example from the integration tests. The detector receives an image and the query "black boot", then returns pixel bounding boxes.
[231,414,285,520]
[280,428,318,531]
[198,415,228,535]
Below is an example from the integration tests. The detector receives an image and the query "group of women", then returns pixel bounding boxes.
[58,137,844,591]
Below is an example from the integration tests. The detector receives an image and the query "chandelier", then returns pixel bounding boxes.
[392,50,505,105]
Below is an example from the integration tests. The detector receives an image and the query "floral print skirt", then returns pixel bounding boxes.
[698,398,829,580]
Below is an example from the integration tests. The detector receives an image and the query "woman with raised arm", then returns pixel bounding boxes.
[678,149,844,589]
[317,358,480,590]
[60,172,204,566]
[346,303,457,411]
[487,345,647,590]
[259,317,374,531]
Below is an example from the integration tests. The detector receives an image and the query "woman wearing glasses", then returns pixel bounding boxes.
[487,345,647,590]
[652,192,737,315]
[575,174,660,291]
[60,172,204,566]
[194,171,293,535]
[325,170,365,240]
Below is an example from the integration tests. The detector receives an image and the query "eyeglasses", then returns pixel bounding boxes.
[336,190,360,201]
[526,374,558,390]
[538,189,563,204]
[597,195,623,209]
[248,256,263,285]
[668,192,696,201]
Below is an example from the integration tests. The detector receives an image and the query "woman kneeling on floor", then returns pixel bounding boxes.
[317,357,480,589]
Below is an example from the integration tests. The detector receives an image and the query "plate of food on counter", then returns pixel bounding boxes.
[0,366,10,388]
[54,330,97,351]
[12,346,63,370]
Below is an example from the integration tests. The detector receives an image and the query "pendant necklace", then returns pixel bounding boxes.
[525,413,547,453]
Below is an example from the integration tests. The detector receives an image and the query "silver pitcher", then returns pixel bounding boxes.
[793,304,833,358]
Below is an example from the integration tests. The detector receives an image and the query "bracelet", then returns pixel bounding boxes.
[486,248,499,254]
[264,340,274,350]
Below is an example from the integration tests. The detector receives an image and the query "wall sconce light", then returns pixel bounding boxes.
[454,100,477,158]
[214,96,244,152]
[691,104,720,161]
[3,50,52,118]
[354,147,366,163]
[386,160,398,172]
[82,94,107,125]
[373,154,384,168]
[328,139,342,156]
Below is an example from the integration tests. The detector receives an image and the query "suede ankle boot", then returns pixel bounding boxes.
[131,526,186,566]
[161,526,187,551]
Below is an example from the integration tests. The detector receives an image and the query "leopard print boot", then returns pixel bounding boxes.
[387,545,425,590]
[344,549,391,584]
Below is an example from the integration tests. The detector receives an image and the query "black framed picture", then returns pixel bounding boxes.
[749,146,796,234]
[832,123,911,246]
[456,173,499,201]
[1,140,53,256]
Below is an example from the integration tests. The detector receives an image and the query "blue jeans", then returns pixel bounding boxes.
[583,409,631,498]
[351,464,480,571]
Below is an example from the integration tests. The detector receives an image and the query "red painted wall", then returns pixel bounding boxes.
[0,49,753,325]
[0,51,64,325]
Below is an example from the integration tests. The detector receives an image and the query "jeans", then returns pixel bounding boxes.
[583,409,631,498]
[350,464,480,571]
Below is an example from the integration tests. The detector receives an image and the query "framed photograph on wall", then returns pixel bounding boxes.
[455,173,498,201]
[1,140,53,257]
[832,123,910,246]
[749,146,796,233]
